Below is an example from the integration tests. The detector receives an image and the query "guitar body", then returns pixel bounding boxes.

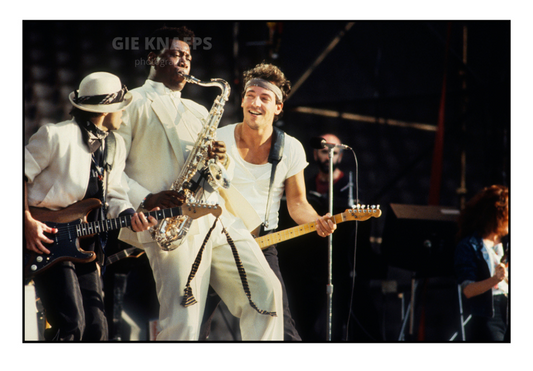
[25,199,101,278]
[29,198,102,224]
[24,198,222,279]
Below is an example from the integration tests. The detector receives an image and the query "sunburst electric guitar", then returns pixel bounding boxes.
[254,205,381,249]
[24,198,221,278]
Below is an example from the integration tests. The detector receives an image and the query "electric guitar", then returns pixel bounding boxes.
[255,205,381,249]
[24,198,221,278]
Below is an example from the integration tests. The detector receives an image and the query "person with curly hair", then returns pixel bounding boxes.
[454,184,509,341]
[210,63,336,340]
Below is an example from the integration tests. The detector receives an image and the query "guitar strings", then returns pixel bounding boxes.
[52,205,207,240]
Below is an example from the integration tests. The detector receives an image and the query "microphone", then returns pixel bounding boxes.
[310,137,351,150]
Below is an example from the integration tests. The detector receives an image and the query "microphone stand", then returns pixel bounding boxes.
[326,146,334,341]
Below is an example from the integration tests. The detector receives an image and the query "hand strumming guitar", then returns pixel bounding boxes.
[24,210,56,255]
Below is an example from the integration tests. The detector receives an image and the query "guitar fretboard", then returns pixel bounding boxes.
[75,207,183,237]
[256,213,347,248]
[255,207,382,249]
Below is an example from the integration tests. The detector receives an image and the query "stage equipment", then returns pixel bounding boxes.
[381,203,459,277]
[311,139,355,341]
[381,203,459,340]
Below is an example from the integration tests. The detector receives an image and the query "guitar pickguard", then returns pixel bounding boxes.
[25,220,97,278]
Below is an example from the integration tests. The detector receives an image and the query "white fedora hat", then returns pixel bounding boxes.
[69,72,133,113]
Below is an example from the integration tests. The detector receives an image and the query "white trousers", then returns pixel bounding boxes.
[143,215,284,341]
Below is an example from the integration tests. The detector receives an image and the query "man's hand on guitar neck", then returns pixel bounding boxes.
[315,213,336,238]
[24,210,55,255]
[130,209,159,232]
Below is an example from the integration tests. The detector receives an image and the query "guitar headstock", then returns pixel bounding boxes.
[182,203,222,219]
[343,205,382,221]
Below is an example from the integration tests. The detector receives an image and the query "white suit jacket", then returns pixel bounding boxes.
[24,119,133,218]
[116,80,260,248]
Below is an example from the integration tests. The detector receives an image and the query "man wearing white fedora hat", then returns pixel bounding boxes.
[116,26,284,341]
[24,71,158,341]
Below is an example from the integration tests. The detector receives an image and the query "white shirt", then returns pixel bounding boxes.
[485,241,508,295]
[217,123,308,231]
[25,119,132,218]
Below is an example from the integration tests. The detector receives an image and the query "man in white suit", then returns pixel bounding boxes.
[116,26,283,340]
[24,72,157,340]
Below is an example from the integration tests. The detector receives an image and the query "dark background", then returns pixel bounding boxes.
[23,20,510,342]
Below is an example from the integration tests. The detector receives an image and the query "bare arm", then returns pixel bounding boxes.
[463,263,508,298]
[284,170,336,237]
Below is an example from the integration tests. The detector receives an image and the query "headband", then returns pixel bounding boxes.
[245,78,283,103]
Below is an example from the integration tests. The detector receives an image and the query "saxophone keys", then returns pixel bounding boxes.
[206,159,231,190]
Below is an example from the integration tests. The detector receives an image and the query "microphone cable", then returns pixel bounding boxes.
[343,146,359,340]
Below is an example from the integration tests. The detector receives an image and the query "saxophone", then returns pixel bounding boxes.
[150,73,231,251]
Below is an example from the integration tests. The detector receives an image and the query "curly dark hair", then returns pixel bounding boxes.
[456,185,509,242]
[242,63,291,121]
[147,26,195,54]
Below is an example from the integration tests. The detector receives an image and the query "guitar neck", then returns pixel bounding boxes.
[255,213,347,249]
[76,207,182,237]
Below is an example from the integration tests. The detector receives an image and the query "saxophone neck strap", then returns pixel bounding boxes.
[261,127,285,234]
[181,218,277,317]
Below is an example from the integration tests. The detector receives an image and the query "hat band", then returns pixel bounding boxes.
[75,85,128,105]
